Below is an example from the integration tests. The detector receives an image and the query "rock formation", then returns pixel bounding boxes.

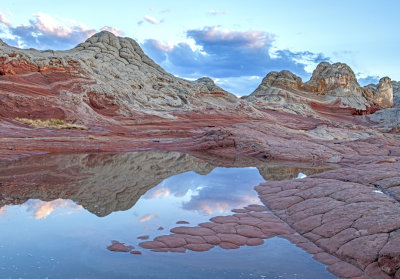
[364,77,394,108]
[0,31,258,126]
[137,160,400,278]
[245,62,394,118]
[365,80,400,132]
[0,31,399,163]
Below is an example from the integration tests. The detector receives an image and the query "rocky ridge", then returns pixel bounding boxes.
[0,31,399,164]
[245,62,394,119]
[0,31,258,127]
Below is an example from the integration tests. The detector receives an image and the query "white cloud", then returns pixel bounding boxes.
[143,15,165,25]
[100,26,125,36]
[0,12,11,26]
[187,26,275,49]
[0,12,123,50]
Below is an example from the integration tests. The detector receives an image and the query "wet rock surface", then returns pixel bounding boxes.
[137,204,367,278]
[107,241,134,252]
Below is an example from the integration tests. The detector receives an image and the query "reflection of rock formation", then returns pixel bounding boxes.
[0,151,214,217]
[189,151,330,180]
[0,151,329,217]
[257,163,326,181]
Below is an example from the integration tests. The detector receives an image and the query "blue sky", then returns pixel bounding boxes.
[0,0,399,96]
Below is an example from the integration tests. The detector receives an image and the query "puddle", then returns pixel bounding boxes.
[0,151,336,278]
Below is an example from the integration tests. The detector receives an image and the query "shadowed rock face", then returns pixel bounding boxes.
[393,81,400,106]
[367,80,400,132]
[365,77,394,108]
[0,151,327,217]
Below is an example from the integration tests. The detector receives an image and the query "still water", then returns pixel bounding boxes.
[0,151,336,279]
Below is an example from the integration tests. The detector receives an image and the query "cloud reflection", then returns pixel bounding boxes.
[25,199,82,219]
[183,194,260,215]
[0,205,8,217]
[144,168,265,215]
[139,213,159,222]
[145,187,171,199]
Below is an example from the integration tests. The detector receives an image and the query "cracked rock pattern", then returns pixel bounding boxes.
[256,161,400,278]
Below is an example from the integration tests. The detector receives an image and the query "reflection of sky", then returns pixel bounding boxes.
[139,213,159,222]
[297,172,307,179]
[0,165,335,278]
[0,205,8,217]
[0,199,82,219]
[144,167,265,215]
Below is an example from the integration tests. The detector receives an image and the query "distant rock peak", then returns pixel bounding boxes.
[259,70,303,90]
[305,62,360,94]
[246,61,394,118]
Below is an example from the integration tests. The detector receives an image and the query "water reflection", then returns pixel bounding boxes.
[0,151,336,279]
[139,213,159,223]
[0,205,7,217]
[26,199,82,219]
[0,199,82,219]
[0,151,331,217]
[143,168,262,215]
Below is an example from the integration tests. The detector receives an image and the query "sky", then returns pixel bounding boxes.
[0,0,399,96]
